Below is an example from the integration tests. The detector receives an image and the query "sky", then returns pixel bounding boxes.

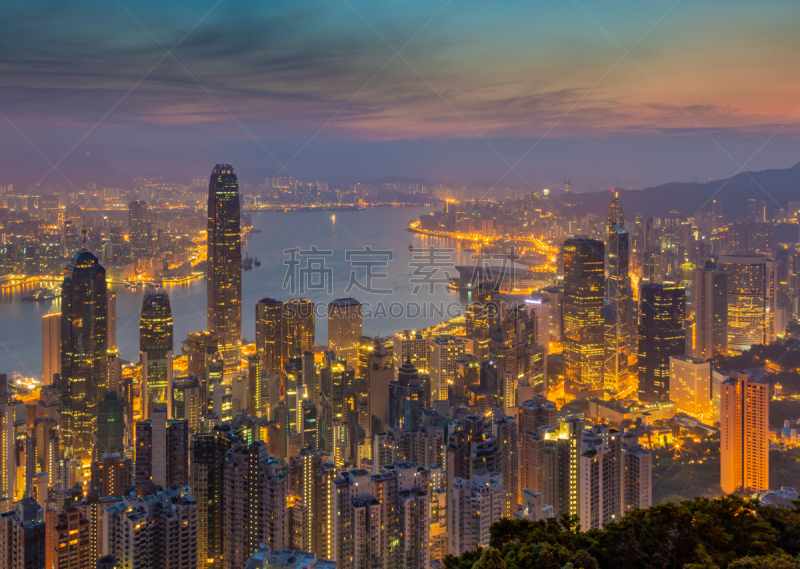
[1,0,800,191]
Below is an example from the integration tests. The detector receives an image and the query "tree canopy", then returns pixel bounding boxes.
[443,496,800,569]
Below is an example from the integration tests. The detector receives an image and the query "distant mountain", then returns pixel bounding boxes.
[554,163,800,220]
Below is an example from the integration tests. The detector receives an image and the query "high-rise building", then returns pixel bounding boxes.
[288,449,338,560]
[449,471,505,556]
[96,391,125,457]
[207,164,243,369]
[372,426,445,474]
[606,190,625,236]
[134,409,188,488]
[284,299,315,361]
[140,287,174,420]
[128,200,152,259]
[428,336,466,402]
[0,498,46,569]
[720,371,769,494]
[191,426,234,569]
[563,238,605,398]
[223,441,288,568]
[605,224,632,393]
[107,291,117,352]
[694,261,728,360]
[332,463,430,569]
[60,247,108,460]
[172,375,202,434]
[102,484,198,569]
[54,507,91,569]
[328,298,363,366]
[719,254,777,351]
[669,355,712,420]
[42,313,61,386]
[638,284,685,403]
[256,298,284,374]
[391,330,428,376]
[388,360,425,431]
[187,331,218,381]
[90,453,132,498]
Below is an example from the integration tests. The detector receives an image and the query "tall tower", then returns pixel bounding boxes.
[638,284,685,403]
[284,298,315,361]
[694,260,728,360]
[207,164,242,370]
[605,224,631,393]
[256,298,284,373]
[720,371,769,494]
[327,298,363,365]
[60,247,108,460]
[140,287,174,419]
[563,238,605,398]
[719,254,777,351]
[606,190,625,237]
[42,312,61,386]
[128,200,152,259]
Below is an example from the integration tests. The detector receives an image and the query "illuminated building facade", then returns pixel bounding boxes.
[605,224,632,393]
[327,298,363,367]
[60,248,108,460]
[256,298,284,373]
[669,355,711,420]
[428,335,466,402]
[563,238,605,398]
[392,330,428,377]
[284,299,315,362]
[720,371,769,494]
[638,284,685,403]
[42,312,61,386]
[207,164,242,370]
[128,200,152,259]
[719,254,777,351]
[694,261,728,360]
[139,287,174,420]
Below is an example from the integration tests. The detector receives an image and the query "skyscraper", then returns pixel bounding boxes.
[638,284,685,403]
[719,254,777,351]
[256,298,284,373]
[0,498,46,569]
[720,371,769,494]
[128,200,152,259]
[140,287,174,419]
[428,335,466,402]
[284,299,315,361]
[606,190,625,236]
[192,426,234,569]
[96,390,125,457]
[669,355,712,420]
[60,247,108,460]
[694,260,728,360]
[327,298,363,366]
[42,312,61,386]
[563,238,605,398]
[388,360,424,430]
[605,224,632,393]
[207,164,242,369]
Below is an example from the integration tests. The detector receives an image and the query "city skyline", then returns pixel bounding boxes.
[1,3,799,567]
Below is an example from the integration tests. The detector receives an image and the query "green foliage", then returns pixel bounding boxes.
[472,548,507,569]
[447,496,800,569]
[728,554,799,569]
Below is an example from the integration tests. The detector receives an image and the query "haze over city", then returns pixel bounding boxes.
[2,2,800,569]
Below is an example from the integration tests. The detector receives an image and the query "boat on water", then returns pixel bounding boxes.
[242,252,254,270]
[250,229,263,233]
[254,257,261,267]
[23,286,61,301]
